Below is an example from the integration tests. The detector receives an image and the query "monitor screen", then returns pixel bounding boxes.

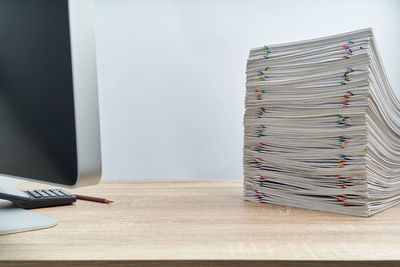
[0,0,78,185]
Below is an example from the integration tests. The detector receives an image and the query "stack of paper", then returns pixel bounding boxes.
[243,28,400,217]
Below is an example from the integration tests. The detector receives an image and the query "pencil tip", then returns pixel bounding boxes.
[105,200,113,204]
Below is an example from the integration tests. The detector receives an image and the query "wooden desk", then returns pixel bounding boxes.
[1,179,399,266]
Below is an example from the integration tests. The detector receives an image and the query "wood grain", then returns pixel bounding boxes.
[0,179,399,266]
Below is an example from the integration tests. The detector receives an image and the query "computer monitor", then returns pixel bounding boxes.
[0,0,101,187]
[0,0,101,234]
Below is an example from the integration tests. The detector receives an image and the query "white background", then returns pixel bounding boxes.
[2,0,400,187]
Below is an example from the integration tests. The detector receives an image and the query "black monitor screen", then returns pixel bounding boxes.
[0,0,77,185]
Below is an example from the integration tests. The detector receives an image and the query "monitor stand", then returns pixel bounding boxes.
[0,202,57,236]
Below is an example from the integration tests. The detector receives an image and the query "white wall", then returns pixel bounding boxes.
[95,0,400,180]
[2,0,400,186]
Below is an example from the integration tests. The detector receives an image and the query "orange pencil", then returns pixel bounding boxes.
[74,194,113,204]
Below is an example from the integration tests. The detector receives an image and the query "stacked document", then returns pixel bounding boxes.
[243,28,400,217]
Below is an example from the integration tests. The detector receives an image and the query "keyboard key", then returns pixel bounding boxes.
[39,190,52,197]
[49,189,63,196]
[33,190,44,197]
[58,190,74,196]
[43,189,57,197]
[26,190,41,198]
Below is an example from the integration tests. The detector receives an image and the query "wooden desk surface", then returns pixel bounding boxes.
[1,179,400,266]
